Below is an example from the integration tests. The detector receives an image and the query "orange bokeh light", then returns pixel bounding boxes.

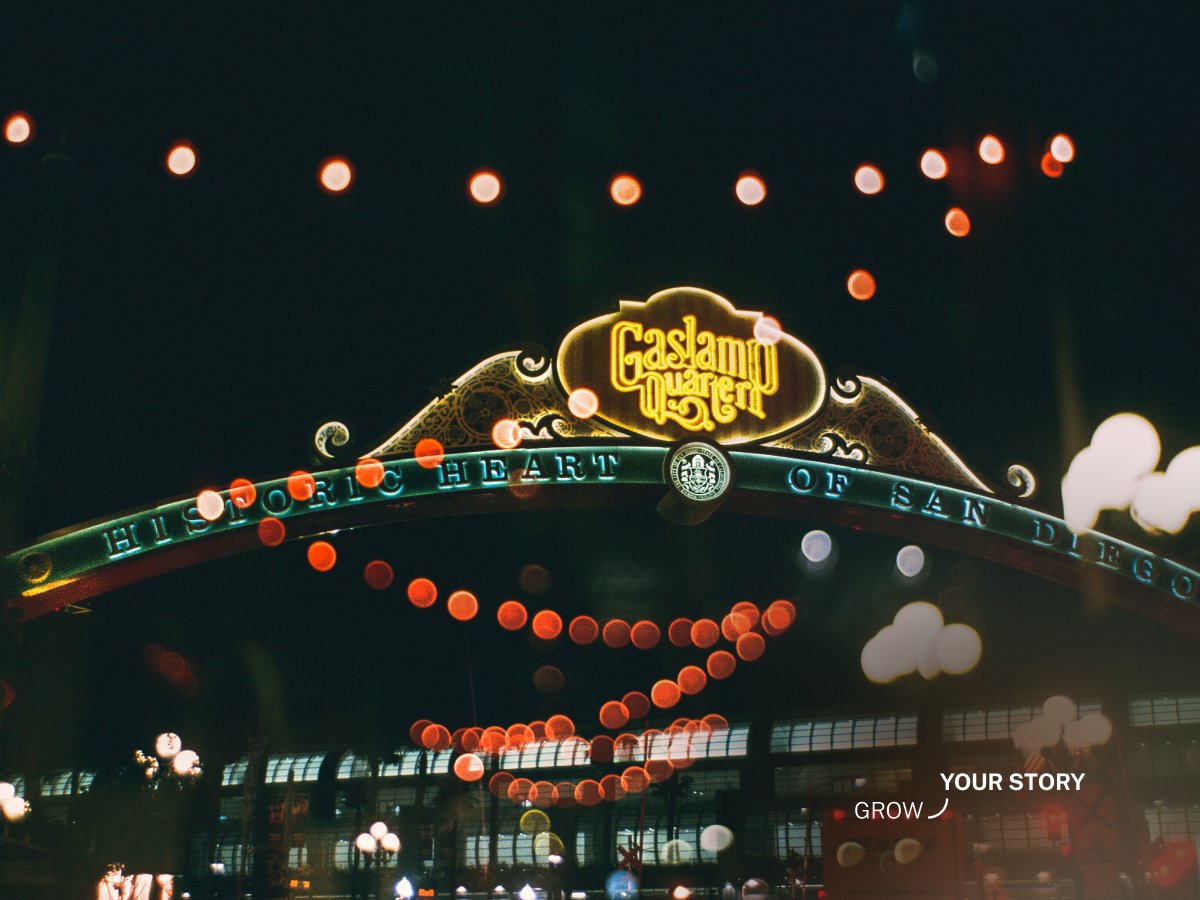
[355,458,385,489]
[1041,152,1064,178]
[407,577,438,608]
[569,615,600,645]
[229,478,256,509]
[589,735,614,764]
[556,780,578,807]
[765,599,796,630]
[166,143,196,176]
[469,170,502,204]
[497,600,528,631]
[454,753,484,782]
[736,632,766,662]
[678,666,708,696]
[610,174,642,206]
[735,173,767,206]
[575,779,602,806]
[4,113,33,145]
[703,713,730,731]
[847,269,876,301]
[630,620,661,650]
[447,590,479,621]
[319,157,354,193]
[599,701,630,730]
[531,609,563,640]
[530,780,558,807]
[409,719,432,745]
[854,164,884,195]
[731,601,761,629]
[645,758,673,783]
[461,727,483,752]
[602,618,631,648]
[480,729,507,754]
[920,149,948,180]
[363,560,394,590]
[690,619,720,649]
[287,471,315,501]
[307,541,336,572]
[545,714,575,740]
[721,612,752,642]
[600,773,626,802]
[257,517,286,547]
[414,438,445,469]
[488,771,514,797]
[622,691,651,720]
[945,207,971,237]
[668,618,694,647]
[421,723,452,750]
[506,723,534,749]
[978,135,1005,164]
[507,777,533,803]
[706,650,737,680]
[651,679,682,709]
[621,766,650,794]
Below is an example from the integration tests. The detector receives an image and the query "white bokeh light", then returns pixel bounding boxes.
[800,530,832,563]
[895,545,925,577]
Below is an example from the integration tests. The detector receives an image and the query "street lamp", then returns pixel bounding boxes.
[135,732,202,786]
[0,780,30,822]
[396,876,415,899]
[356,821,400,900]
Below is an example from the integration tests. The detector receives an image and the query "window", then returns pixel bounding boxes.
[943,701,1101,742]
[959,799,1070,853]
[77,770,96,793]
[218,796,243,823]
[222,758,249,787]
[40,770,74,797]
[771,715,917,752]
[265,753,325,784]
[774,761,911,796]
[381,749,425,777]
[1144,804,1200,842]
[213,843,247,871]
[459,809,537,867]
[428,750,452,775]
[500,738,590,770]
[337,752,373,780]
[682,770,740,799]
[333,839,355,871]
[745,811,823,861]
[613,807,719,866]
[288,846,308,869]
[638,725,750,762]
[1128,739,1200,779]
[1130,694,1200,728]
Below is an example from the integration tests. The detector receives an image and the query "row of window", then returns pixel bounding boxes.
[769,715,918,753]
[942,701,1102,743]
[39,770,95,797]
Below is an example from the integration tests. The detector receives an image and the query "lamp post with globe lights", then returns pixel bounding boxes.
[0,779,30,832]
[356,820,401,900]
[134,732,203,787]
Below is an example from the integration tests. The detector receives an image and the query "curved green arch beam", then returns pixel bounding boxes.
[4,445,1198,634]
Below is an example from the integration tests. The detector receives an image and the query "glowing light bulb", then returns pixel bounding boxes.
[4,113,33,145]
[920,149,947,180]
[853,164,884,195]
[1050,134,1075,163]
[978,135,1004,165]
[735,174,766,206]
[469,170,502,204]
[610,174,642,206]
[166,143,197,176]
[320,158,353,193]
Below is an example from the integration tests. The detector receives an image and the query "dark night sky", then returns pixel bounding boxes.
[2,4,1200,775]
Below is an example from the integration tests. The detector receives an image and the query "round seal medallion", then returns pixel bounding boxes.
[668,443,731,503]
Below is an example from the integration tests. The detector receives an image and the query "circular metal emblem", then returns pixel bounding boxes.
[668,443,730,503]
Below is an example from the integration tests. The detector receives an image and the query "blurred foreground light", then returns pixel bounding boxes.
[895,545,926,577]
[172,749,201,776]
[397,878,415,900]
[944,207,971,238]
[610,174,642,206]
[753,315,782,346]
[1050,134,1075,163]
[735,173,766,206]
[156,732,183,759]
[196,490,224,522]
[166,143,197,176]
[469,170,502,204]
[356,833,377,854]
[492,418,521,449]
[912,51,939,83]
[370,821,389,840]
[673,888,692,900]
[920,149,947,180]
[800,529,832,563]
[978,135,1005,165]
[853,164,884,195]
[846,269,876,301]
[2,796,28,821]
[4,113,33,145]
[700,824,734,852]
[568,388,599,419]
[320,158,354,193]
[381,832,401,853]
[0,783,13,803]
[1041,153,1064,178]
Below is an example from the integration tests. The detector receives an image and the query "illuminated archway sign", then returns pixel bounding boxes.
[3,287,1199,634]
